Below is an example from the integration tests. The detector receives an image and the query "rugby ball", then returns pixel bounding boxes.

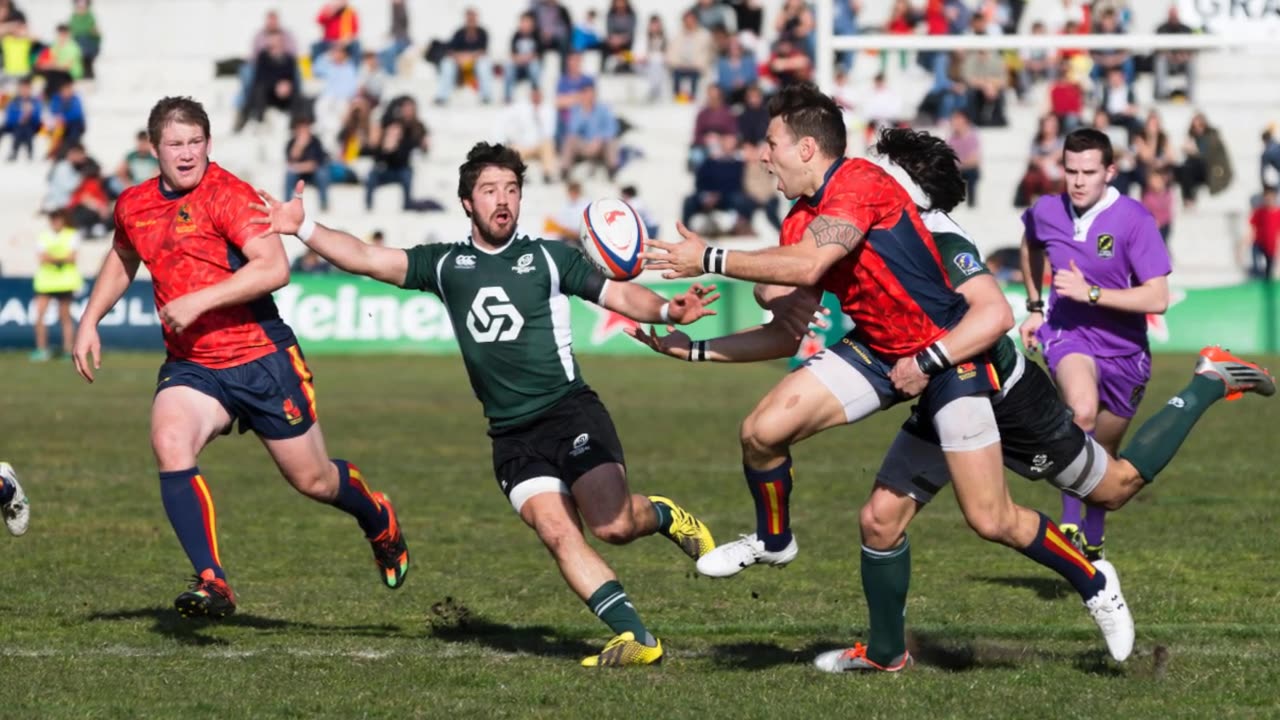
[579,197,647,280]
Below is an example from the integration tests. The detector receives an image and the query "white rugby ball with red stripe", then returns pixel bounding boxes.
[579,197,647,280]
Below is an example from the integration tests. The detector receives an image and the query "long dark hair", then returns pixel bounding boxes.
[873,127,965,213]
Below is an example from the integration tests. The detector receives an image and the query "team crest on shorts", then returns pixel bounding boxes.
[1096,234,1115,259]
[283,397,303,425]
[569,433,590,457]
[1130,384,1146,407]
[956,362,977,380]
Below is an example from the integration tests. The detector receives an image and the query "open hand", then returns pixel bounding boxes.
[249,179,308,238]
[625,324,692,359]
[667,282,720,324]
[641,222,709,279]
[71,324,101,383]
[768,295,831,339]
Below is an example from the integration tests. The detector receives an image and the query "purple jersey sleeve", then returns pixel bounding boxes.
[1127,208,1172,283]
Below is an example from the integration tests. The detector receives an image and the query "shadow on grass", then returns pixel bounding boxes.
[708,641,846,670]
[975,575,1073,601]
[88,607,402,646]
[425,596,596,659]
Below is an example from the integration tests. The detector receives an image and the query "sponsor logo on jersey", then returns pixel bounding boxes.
[953,252,983,276]
[455,254,477,269]
[134,219,156,228]
[569,433,591,457]
[1167,396,1185,408]
[1096,233,1115,259]
[174,203,199,235]
[466,286,525,343]
[512,253,536,274]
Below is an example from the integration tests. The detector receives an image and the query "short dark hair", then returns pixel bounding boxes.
[457,142,526,207]
[873,128,966,213]
[1063,127,1114,167]
[765,82,847,159]
[147,96,211,146]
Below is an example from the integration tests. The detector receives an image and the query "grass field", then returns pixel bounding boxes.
[1,350,1278,719]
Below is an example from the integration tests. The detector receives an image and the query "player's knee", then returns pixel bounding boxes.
[739,409,790,463]
[288,463,336,500]
[150,427,197,468]
[1068,402,1097,433]
[590,516,637,545]
[963,505,1017,544]
[859,501,908,549]
[535,521,586,556]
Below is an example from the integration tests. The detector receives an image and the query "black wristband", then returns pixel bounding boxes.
[701,247,727,274]
[914,342,952,376]
[687,339,709,362]
[1025,298,1044,313]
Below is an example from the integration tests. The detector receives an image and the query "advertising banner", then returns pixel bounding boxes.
[2,276,1273,356]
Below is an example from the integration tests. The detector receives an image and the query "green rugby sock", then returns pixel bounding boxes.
[1119,375,1223,482]
[586,580,654,646]
[862,537,911,666]
[651,498,674,535]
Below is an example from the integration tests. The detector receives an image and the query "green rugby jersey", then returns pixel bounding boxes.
[402,236,606,430]
[922,211,1020,383]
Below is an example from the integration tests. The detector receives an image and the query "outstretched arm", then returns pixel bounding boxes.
[250,180,409,285]
[598,280,720,325]
[628,287,827,362]
[642,217,863,286]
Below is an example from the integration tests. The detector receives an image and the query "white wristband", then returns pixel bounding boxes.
[297,217,317,243]
[659,302,671,324]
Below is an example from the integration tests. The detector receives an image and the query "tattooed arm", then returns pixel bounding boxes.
[717,215,865,287]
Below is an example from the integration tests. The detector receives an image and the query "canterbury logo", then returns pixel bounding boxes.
[466,286,524,343]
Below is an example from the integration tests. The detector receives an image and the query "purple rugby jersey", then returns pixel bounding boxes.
[1023,187,1172,357]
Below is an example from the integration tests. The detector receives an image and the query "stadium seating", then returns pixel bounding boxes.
[1,0,1276,291]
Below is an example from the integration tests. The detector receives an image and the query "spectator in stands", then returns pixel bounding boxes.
[560,85,621,181]
[1048,58,1084,131]
[379,0,411,75]
[960,48,1007,127]
[107,130,157,197]
[237,29,300,132]
[571,9,602,55]
[763,37,813,92]
[1246,187,1280,279]
[833,0,860,72]
[1,77,39,161]
[555,51,594,136]
[35,24,84,99]
[358,50,388,105]
[732,0,765,39]
[694,0,737,33]
[314,0,360,62]
[1142,170,1175,246]
[365,96,429,211]
[947,111,981,208]
[1098,67,1138,133]
[435,8,495,106]
[1154,4,1194,101]
[238,11,296,118]
[1030,113,1065,169]
[45,82,86,159]
[30,209,82,362]
[716,36,757,106]
[603,0,637,72]
[925,55,970,124]
[292,248,333,274]
[682,132,747,236]
[882,0,919,73]
[641,14,667,102]
[668,10,713,102]
[690,84,737,170]
[774,0,815,59]
[0,19,34,94]
[740,139,782,231]
[69,0,99,80]
[1016,21,1056,98]
[313,43,360,137]
[1090,8,1132,85]
[66,158,110,237]
[620,185,660,239]
[42,143,85,213]
[285,117,331,212]
[546,180,589,241]
[492,86,559,183]
[0,0,25,35]
[862,73,902,138]
[1134,110,1174,189]
[1177,112,1232,208]
[1017,114,1065,207]
[1261,126,1280,191]
[337,95,375,164]
[505,12,542,102]
[532,0,572,62]
[736,83,769,146]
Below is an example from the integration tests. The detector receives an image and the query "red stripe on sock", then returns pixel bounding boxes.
[190,475,221,568]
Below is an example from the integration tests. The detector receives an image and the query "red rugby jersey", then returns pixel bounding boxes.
[780,158,968,360]
[113,162,295,368]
